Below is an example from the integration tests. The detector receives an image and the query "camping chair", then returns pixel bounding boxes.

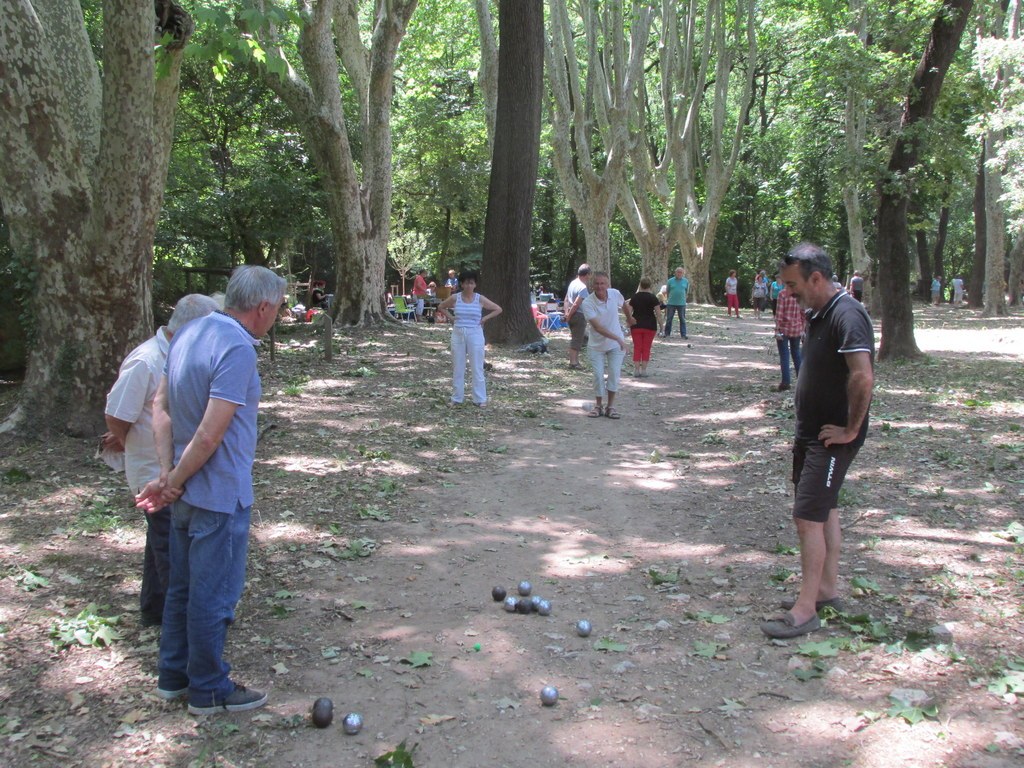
[531,304,551,332]
[392,296,415,320]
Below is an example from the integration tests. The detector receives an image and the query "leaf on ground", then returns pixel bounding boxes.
[418,714,456,726]
[399,651,433,668]
[271,662,290,674]
[797,640,840,658]
[593,637,628,652]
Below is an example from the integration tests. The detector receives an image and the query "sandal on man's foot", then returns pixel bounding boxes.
[587,406,604,418]
[603,407,621,419]
[760,611,820,639]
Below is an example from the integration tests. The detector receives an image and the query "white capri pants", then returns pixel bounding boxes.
[451,326,487,404]
[587,345,625,398]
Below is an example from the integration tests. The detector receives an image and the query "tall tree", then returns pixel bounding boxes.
[0,0,193,435]
[618,0,756,301]
[875,0,973,360]
[480,0,544,344]
[545,0,652,275]
[242,0,417,326]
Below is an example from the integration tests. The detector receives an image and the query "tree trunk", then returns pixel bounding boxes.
[481,0,544,345]
[915,227,932,301]
[876,0,972,361]
[932,205,949,296]
[0,0,192,436]
[1007,229,1024,306]
[983,132,1008,316]
[969,143,987,308]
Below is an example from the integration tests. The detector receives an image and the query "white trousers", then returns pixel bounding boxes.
[451,326,486,404]
[588,346,624,398]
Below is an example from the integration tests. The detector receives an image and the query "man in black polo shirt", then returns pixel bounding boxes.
[761,243,874,639]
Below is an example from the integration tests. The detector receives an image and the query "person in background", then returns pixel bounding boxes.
[931,276,942,306]
[102,294,221,626]
[412,269,430,321]
[725,270,740,318]
[581,272,634,419]
[137,265,287,715]
[951,275,965,306]
[444,269,460,292]
[773,283,806,392]
[435,270,502,407]
[627,277,662,377]
[769,273,784,315]
[847,271,864,303]
[751,271,769,320]
[663,266,689,339]
[563,264,591,370]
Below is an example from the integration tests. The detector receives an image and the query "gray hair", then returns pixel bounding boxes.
[224,265,287,312]
[784,242,833,281]
[168,294,220,333]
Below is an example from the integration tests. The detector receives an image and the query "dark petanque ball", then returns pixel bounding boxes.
[311,697,334,728]
[518,580,532,596]
[492,586,507,602]
[540,686,559,706]
[515,598,533,614]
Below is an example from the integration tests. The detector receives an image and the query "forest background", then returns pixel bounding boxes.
[1,0,1023,436]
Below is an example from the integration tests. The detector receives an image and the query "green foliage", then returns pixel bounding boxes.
[375,740,418,767]
[74,499,125,534]
[50,604,122,649]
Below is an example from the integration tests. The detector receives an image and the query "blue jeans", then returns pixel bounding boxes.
[777,335,802,386]
[159,501,251,705]
[664,305,687,337]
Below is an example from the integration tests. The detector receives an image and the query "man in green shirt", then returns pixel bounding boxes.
[664,267,690,339]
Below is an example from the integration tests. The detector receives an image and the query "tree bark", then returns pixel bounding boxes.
[1007,228,1024,305]
[875,0,972,361]
[0,0,192,436]
[983,131,1008,315]
[480,0,544,345]
[932,205,949,295]
[969,143,987,308]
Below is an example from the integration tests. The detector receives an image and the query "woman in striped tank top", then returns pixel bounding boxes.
[435,270,503,407]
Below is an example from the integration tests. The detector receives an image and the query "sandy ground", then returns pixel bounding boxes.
[1,302,1022,767]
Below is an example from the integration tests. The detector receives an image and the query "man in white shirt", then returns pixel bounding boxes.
[581,272,634,419]
[102,294,220,626]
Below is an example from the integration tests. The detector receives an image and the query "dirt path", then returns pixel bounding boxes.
[1,304,1022,767]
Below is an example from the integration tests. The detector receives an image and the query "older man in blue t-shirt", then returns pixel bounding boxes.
[663,267,690,339]
[137,265,286,716]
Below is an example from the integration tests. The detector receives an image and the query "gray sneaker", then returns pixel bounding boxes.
[188,685,268,716]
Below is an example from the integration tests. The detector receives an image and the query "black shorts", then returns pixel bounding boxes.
[792,440,861,522]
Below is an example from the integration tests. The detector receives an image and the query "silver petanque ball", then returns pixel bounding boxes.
[518,580,532,596]
[530,595,543,610]
[576,619,592,637]
[536,599,552,616]
[540,686,559,706]
[342,712,363,735]
[504,596,518,612]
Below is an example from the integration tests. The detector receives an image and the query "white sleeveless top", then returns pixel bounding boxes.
[454,293,483,328]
